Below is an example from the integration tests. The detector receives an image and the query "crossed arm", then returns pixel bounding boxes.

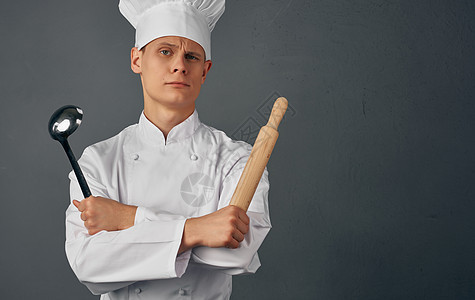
[72,196,250,253]
[67,145,271,295]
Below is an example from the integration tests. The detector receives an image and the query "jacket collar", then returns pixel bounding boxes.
[138,109,201,146]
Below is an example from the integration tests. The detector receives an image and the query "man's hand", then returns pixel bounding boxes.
[179,205,250,254]
[73,197,137,235]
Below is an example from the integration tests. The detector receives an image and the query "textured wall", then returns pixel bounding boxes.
[0,0,474,299]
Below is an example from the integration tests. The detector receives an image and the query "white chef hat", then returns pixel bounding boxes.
[119,0,225,60]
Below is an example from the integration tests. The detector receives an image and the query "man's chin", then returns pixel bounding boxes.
[148,95,196,110]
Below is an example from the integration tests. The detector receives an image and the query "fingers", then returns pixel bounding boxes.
[226,207,249,248]
[228,206,249,236]
[237,208,250,225]
[72,199,81,210]
[87,228,100,235]
[234,218,249,237]
[74,197,91,223]
[225,227,246,249]
[73,197,102,235]
[226,238,240,249]
[73,197,93,212]
[232,229,245,244]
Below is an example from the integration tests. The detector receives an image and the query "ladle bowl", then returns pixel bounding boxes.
[48,105,91,198]
[48,105,83,141]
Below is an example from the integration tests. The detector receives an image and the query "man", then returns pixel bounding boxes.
[65,0,271,299]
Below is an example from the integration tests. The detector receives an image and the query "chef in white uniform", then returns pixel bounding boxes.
[65,0,271,299]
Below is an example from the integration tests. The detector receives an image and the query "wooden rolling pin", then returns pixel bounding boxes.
[229,97,288,211]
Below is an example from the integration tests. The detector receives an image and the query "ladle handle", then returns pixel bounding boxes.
[60,139,91,198]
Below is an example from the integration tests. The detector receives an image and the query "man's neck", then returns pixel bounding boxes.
[143,103,195,140]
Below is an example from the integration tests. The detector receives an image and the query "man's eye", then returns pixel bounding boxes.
[160,50,171,55]
[185,54,198,60]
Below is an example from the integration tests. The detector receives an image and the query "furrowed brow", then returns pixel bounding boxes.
[156,42,178,48]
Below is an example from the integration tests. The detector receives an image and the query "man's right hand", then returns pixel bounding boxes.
[73,196,137,235]
[178,205,250,254]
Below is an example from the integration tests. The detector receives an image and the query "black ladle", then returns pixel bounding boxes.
[48,105,91,198]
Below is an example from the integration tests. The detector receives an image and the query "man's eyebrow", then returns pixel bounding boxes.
[156,42,178,48]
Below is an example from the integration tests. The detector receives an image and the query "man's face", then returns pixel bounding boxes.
[131,36,212,110]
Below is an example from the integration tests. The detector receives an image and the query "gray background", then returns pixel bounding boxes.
[0,0,474,299]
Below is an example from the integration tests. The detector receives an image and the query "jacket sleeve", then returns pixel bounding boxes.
[191,161,272,275]
[131,146,272,275]
[65,148,191,295]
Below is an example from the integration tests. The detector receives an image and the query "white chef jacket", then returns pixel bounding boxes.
[65,109,271,300]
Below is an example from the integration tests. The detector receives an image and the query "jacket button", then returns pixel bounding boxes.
[178,288,186,295]
[135,288,142,294]
[132,154,139,161]
[190,154,198,161]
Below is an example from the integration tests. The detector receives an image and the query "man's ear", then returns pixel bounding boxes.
[201,60,213,84]
[131,47,142,74]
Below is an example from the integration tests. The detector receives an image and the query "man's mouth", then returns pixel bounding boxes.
[166,81,190,87]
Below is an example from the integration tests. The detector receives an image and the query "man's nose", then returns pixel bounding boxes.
[172,55,187,74]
